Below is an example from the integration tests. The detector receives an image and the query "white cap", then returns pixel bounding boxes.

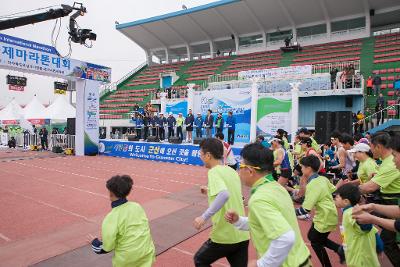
[348,143,370,153]
[169,112,173,115]
[159,112,163,115]
[269,138,281,144]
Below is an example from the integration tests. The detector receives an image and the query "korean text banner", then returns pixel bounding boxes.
[257,96,292,138]
[84,80,99,155]
[0,33,111,82]
[166,100,188,115]
[193,88,251,143]
[239,65,312,80]
[99,140,242,166]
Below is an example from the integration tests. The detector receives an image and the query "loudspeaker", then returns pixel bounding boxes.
[67,118,75,135]
[314,111,335,144]
[334,111,353,135]
[127,135,140,141]
[369,9,375,16]
[52,146,63,153]
[193,138,204,145]
[147,136,160,142]
[345,96,353,108]
[169,137,182,144]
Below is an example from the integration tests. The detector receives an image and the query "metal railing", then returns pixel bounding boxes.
[312,60,360,74]
[1,133,75,151]
[353,104,400,132]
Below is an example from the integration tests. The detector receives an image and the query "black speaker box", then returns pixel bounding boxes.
[52,146,63,153]
[334,111,353,135]
[127,135,140,141]
[193,138,204,145]
[169,137,182,144]
[314,111,335,144]
[147,136,160,142]
[67,118,76,135]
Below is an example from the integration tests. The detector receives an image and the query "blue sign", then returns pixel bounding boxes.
[99,140,242,166]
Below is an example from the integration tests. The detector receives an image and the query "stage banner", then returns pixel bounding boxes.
[84,80,99,155]
[99,140,242,166]
[193,88,251,143]
[166,100,188,115]
[0,33,111,82]
[239,65,312,80]
[257,96,292,138]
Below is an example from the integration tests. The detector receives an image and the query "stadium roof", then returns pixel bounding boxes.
[116,0,400,60]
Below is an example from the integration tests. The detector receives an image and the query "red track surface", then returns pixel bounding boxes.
[0,148,391,267]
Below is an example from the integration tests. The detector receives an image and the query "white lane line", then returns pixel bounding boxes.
[41,158,203,186]
[1,188,96,223]
[170,247,228,267]
[0,168,108,199]
[0,232,11,242]
[10,161,172,194]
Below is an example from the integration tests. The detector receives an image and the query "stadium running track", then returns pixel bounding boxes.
[0,148,391,266]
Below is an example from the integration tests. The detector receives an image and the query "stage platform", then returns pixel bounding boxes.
[99,139,243,166]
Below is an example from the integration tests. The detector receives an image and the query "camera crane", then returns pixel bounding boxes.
[0,2,96,45]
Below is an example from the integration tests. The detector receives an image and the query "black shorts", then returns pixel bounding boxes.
[186,126,193,131]
[279,169,292,179]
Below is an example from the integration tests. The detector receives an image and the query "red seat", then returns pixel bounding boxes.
[381,84,387,89]
[396,68,400,73]
[388,84,394,89]
[380,69,387,74]
[387,68,395,73]
[372,70,380,75]
[381,77,387,81]
[388,76,395,81]
[387,91,395,96]
[387,100,396,105]
[387,109,397,116]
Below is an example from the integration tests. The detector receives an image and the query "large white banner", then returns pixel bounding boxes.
[239,65,312,80]
[193,88,252,143]
[83,80,99,155]
[257,95,292,138]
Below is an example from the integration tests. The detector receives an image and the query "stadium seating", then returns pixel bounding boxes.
[100,32,400,120]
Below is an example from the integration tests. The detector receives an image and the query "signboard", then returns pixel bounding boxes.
[257,96,292,138]
[193,88,251,143]
[99,140,242,166]
[1,120,18,125]
[239,65,312,80]
[0,33,111,82]
[9,84,24,91]
[83,80,99,155]
[27,119,50,125]
[166,100,188,115]
[54,89,67,95]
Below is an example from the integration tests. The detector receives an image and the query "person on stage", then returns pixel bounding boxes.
[215,113,224,134]
[158,113,167,141]
[185,109,194,143]
[167,112,176,139]
[195,113,204,138]
[176,113,184,141]
[143,114,150,140]
[150,113,158,137]
[226,111,236,145]
[135,114,143,140]
[205,109,214,138]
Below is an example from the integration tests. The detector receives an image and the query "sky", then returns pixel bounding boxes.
[0,0,214,108]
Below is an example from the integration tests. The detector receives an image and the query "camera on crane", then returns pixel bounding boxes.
[68,2,97,45]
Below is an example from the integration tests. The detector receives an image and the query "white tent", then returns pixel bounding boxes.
[45,95,76,121]
[23,95,47,120]
[0,99,23,121]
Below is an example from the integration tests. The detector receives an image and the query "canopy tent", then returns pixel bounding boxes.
[23,95,47,120]
[45,95,76,121]
[0,99,23,122]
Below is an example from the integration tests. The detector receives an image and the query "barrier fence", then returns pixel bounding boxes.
[0,133,75,151]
